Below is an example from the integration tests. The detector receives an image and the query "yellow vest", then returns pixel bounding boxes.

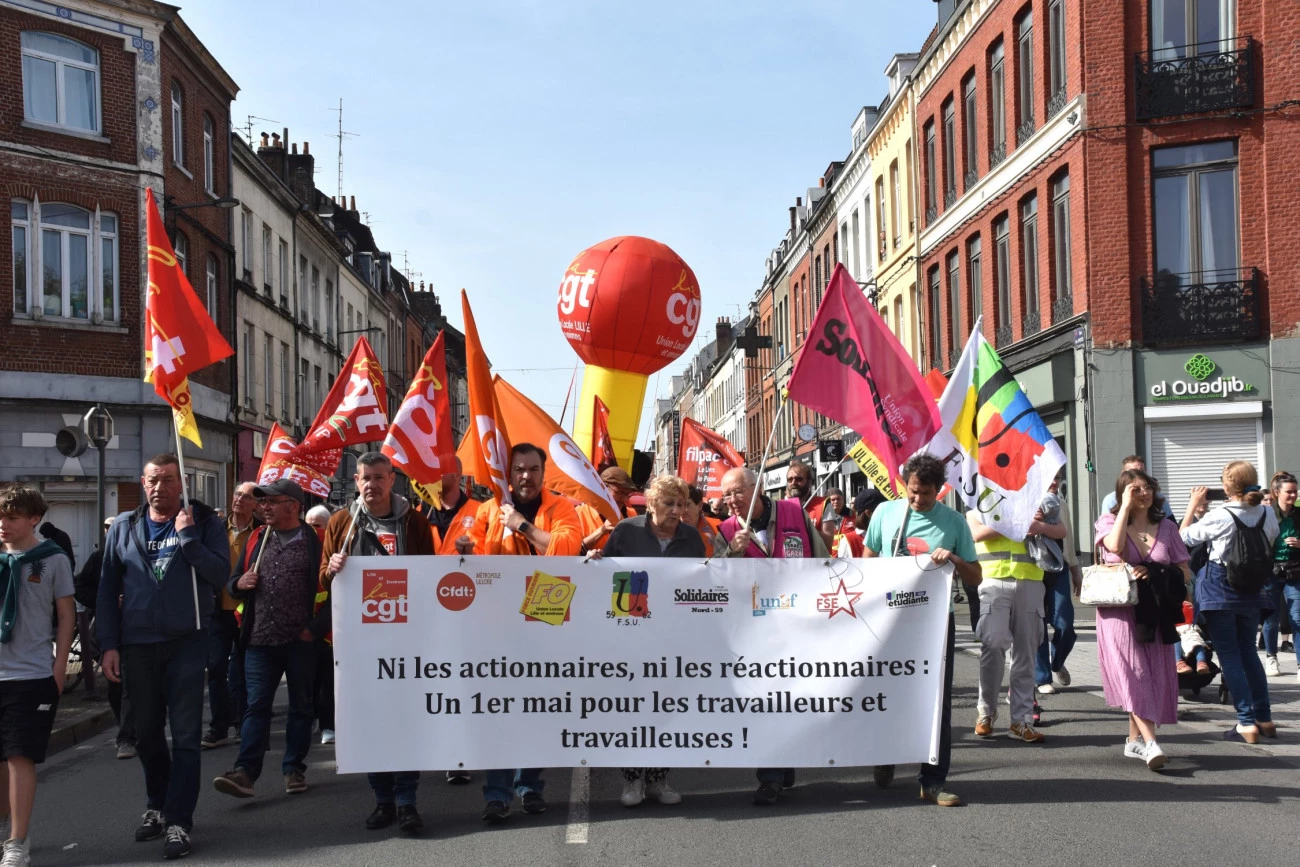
[975,533,1044,582]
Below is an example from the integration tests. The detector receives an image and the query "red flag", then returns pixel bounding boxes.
[382,332,455,488]
[591,396,617,473]
[924,368,949,400]
[786,264,940,490]
[143,188,234,445]
[461,291,511,503]
[676,417,744,497]
[297,336,388,456]
[256,422,335,498]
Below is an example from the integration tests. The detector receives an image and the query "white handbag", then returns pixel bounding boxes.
[1079,558,1138,608]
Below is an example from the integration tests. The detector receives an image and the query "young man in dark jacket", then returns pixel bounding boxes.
[213,480,326,801]
[96,454,229,860]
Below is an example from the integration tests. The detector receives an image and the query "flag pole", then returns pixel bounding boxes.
[171,417,202,630]
[742,391,788,545]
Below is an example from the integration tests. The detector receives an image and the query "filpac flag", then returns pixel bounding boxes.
[922,319,1066,540]
[591,396,617,473]
[382,331,455,502]
[786,264,939,490]
[677,417,744,497]
[493,375,621,524]
[256,423,335,499]
[461,290,511,503]
[143,188,234,446]
[298,336,388,456]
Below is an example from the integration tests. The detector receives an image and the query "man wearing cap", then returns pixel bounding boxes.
[212,480,326,801]
[836,488,887,558]
[577,466,638,554]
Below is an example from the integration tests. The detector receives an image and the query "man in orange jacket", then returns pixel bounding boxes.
[576,466,637,554]
[454,443,582,557]
[424,458,485,555]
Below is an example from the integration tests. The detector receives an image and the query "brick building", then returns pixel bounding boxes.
[0,0,235,562]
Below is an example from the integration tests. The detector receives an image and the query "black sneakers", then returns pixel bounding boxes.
[446,770,472,784]
[200,730,232,750]
[135,809,164,842]
[365,803,397,830]
[521,791,546,814]
[397,804,424,833]
[162,825,191,860]
[753,780,781,806]
[481,800,510,824]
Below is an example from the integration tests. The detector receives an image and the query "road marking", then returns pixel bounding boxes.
[565,767,589,844]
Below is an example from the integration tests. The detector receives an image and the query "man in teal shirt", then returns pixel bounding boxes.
[864,454,981,807]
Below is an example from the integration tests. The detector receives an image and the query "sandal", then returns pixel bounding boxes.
[1223,726,1259,744]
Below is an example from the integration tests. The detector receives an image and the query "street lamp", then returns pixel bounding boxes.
[84,405,114,543]
[337,326,382,337]
[165,195,241,212]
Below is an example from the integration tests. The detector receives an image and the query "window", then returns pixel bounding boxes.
[299,358,311,425]
[1051,172,1073,304]
[1021,196,1040,321]
[946,250,962,352]
[927,267,943,367]
[840,223,850,278]
[21,32,99,133]
[243,323,255,409]
[11,200,117,323]
[205,254,218,318]
[174,232,188,277]
[325,279,335,342]
[1152,0,1231,60]
[346,302,354,335]
[203,115,215,194]
[890,160,901,245]
[100,212,117,325]
[941,98,956,203]
[264,333,274,414]
[893,297,903,340]
[35,203,88,319]
[12,202,28,315]
[904,141,914,233]
[1048,0,1067,102]
[171,82,184,165]
[278,240,289,306]
[990,40,1006,158]
[314,365,323,415]
[993,215,1011,335]
[281,342,291,419]
[962,72,978,184]
[1153,141,1238,284]
[850,210,861,275]
[813,256,822,302]
[967,235,983,325]
[923,119,937,215]
[298,256,308,322]
[310,266,320,330]
[875,177,888,259]
[1017,9,1035,132]
[240,209,252,280]
[261,225,272,293]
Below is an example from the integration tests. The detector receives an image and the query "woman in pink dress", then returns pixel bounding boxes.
[1094,469,1192,771]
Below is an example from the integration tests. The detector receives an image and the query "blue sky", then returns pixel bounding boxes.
[182,0,936,447]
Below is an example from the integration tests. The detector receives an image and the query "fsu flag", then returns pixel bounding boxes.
[591,396,617,473]
[922,320,1066,540]
[298,336,388,456]
[786,264,940,490]
[143,188,234,446]
[677,417,744,497]
[494,375,621,524]
[256,423,335,498]
[382,331,456,500]
[461,291,511,503]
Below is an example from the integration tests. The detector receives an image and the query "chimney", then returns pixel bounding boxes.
[260,132,269,148]
[789,206,796,231]
[291,142,298,154]
[350,196,356,212]
[302,141,309,155]
[818,177,825,188]
[257,131,287,181]
[715,316,733,350]
[796,196,802,207]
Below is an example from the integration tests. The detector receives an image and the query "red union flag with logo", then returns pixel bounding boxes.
[591,396,617,473]
[298,336,389,456]
[462,290,511,503]
[677,416,744,497]
[255,422,336,498]
[142,188,234,446]
[382,331,455,496]
[786,264,940,490]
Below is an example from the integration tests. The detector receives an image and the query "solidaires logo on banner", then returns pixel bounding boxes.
[332,556,949,773]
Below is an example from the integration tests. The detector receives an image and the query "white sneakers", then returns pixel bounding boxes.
[621,777,681,806]
[645,780,682,805]
[1123,738,1146,759]
[1264,655,1281,677]
[1037,683,1057,695]
[620,777,645,807]
[320,729,336,745]
[0,838,30,867]
[1143,740,1167,771]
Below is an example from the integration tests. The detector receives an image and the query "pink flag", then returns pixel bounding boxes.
[786,264,940,489]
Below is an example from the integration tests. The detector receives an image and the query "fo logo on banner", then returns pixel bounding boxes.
[362,570,408,623]
[437,571,476,611]
[610,571,650,618]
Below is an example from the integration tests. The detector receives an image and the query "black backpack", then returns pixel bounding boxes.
[1224,510,1272,594]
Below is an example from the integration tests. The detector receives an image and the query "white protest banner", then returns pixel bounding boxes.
[332,556,948,773]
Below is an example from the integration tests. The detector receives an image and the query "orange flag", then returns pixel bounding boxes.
[256,422,335,498]
[143,188,234,446]
[494,375,621,524]
[297,336,388,456]
[924,368,949,401]
[382,331,455,498]
[591,395,617,472]
[461,291,511,503]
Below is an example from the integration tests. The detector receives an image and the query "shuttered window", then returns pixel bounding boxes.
[1147,418,1262,519]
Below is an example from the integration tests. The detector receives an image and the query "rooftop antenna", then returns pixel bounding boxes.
[328,98,359,203]
[242,114,278,143]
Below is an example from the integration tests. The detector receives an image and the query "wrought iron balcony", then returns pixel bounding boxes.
[995,324,1014,348]
[1022,310,1041,338]
[1047,88,1068,119]
[1016,117,1036,146]
[947,347,962,369]
[1051,293,1074,325]
[990,141,1006,169]
[943,188,956,208]
[964,168,978,192]
[925,205,938,225]
[1140,267,1261,347]
[1135,37,1256,121]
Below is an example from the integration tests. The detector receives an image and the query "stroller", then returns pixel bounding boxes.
[1174,600,1223,699]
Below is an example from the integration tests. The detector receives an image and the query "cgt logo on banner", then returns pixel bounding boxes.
[362,570,408,624]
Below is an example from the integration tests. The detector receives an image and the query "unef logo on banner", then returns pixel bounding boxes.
[437,572,476,612]
[362,570,408,623]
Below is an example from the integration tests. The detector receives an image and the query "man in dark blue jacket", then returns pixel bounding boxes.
[96,454,229,860]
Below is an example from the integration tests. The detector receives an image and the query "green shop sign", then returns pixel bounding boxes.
[1149,353,1256,402]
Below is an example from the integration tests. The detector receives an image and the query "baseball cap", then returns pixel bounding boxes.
[253,479,306,505]
[854,487,888,515]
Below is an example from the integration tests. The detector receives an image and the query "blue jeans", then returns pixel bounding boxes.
[206,609,244,734]
[369,771,421,807]
[1260,580,1284,655]
[1035,570,1077,686]
[483,769,544,804]
[235,641,316,781]
[1203,609,1272,726]
[1284,584,1300,668]
[919,613,955,787]
[120,632,207,831]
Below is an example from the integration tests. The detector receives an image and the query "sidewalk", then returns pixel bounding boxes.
[48,685,117,756]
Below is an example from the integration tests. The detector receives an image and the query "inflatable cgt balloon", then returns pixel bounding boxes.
[557,236,701,469]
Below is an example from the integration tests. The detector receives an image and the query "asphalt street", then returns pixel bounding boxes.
[29,627,1299,867]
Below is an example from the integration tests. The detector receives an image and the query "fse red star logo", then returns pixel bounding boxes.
[816,578,862,619]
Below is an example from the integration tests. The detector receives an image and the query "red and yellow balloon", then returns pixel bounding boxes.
[557,236,701,469]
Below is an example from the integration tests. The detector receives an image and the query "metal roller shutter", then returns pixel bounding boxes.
[1147,418,1260,520]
